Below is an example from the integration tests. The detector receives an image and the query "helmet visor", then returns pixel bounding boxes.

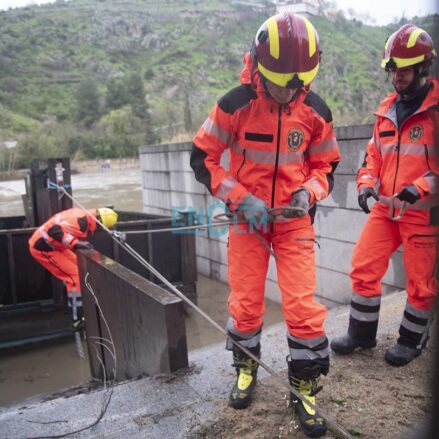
[258,62,319,87]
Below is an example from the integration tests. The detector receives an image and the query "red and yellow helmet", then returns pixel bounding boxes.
[382,24,436,70]
[253,12,320,88]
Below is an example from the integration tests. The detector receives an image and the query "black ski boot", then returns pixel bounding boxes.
[385,343,422,366]
[229,344,260,409]
[330,333,376,354]
[287,356,326,438]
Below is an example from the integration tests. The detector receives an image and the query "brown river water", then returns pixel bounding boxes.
[0,167,284,406]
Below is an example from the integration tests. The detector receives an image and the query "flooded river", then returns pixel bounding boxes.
[0,167,284,406]
[0,168,144,217]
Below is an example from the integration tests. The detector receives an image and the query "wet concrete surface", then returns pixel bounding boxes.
[0,291,415,439]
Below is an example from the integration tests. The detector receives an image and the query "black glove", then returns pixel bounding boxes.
[73,240,93,250]
[358,187,379,214]
[284,189,310,218]
[237,193,271,225]
[397,185,421,204]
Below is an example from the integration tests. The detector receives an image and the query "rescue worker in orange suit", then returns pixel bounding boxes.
[191,13,340,438]
[28,207,118,329]
[331,24,438,367]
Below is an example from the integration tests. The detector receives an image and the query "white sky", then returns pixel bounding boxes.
[0,0,57,10]
[0,0,438,26]
[334,0,439,25]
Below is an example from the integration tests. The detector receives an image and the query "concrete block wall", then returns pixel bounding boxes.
[139,125,405,306]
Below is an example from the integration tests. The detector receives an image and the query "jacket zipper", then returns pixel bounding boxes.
[385,103,430,197]
[391,135,401,197]
[391,114,410,197]
[236,150,246,182]
[270,105,282,208]
[424,144,431,170]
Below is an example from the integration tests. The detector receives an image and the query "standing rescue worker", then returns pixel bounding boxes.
[191,12,340,438]
[28,207,118,328]
[331,24,438,367]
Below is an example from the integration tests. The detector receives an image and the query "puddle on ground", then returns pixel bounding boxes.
[0,337,90,406]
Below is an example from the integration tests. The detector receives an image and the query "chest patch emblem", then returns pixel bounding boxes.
[287,128,304,151]
[409,125,424,142]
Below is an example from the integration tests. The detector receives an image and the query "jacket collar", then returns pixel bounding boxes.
[375,77,439,118]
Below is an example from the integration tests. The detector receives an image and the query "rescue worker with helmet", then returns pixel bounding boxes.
[331,24,438,367]
[191,12,340,438]
[28,207,118,329]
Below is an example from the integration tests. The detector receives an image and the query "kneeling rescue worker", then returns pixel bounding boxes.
[191,12,341,437]
[331,24,438,366]
[29,207,118,329]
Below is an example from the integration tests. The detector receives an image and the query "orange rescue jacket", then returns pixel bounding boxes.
[29,208,97,251]
[191,53,341,222]
[357,77,439,225]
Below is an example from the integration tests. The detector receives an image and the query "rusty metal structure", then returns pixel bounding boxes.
[0,158,196,379]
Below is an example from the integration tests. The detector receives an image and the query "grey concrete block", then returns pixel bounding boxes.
[170,192,207,213]
[143,206,171,216]
[140,141,192,155]
[316,264,405,306]
[142,171,170,191]
[208,227,230,244]
[335,124,373,140]
[168,150,192,172]
[196,256,211,278]
[207,238,228,266]
[170,172,208,195]
[319,175,360,210]
[267,256,278,282]
[317,238,354,275]
[210,261,228,284]
[140,152,170,171]
[316,268,352,304]
[336,139,369,175]
[315,206,366,242]
[383,252,406,289]
[265,278,281,303]
[143,189,171,210]
[195,235,210,259]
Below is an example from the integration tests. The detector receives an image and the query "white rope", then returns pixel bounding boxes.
[57,185,353,439]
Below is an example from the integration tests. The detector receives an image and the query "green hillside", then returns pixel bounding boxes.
[0,0,437,167]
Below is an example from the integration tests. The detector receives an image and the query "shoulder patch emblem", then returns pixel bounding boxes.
[409,125,424,142]
[287,128,304,151]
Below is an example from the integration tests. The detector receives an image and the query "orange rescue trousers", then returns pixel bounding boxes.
[226,221,330,371]
[351,209,438,310]
[348,208,438,349]
[29,246,81,296]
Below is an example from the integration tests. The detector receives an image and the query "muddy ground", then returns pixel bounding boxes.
[187,333,435,439]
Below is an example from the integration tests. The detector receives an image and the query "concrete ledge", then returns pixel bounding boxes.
[0,291,410,439]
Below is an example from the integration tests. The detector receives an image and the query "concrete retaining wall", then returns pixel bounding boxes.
[139,124,405,306]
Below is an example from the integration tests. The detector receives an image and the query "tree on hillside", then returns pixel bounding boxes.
[123,72,158,145]
[106,78,128,111]
[125,72,148,119]
[75,78,100,127]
